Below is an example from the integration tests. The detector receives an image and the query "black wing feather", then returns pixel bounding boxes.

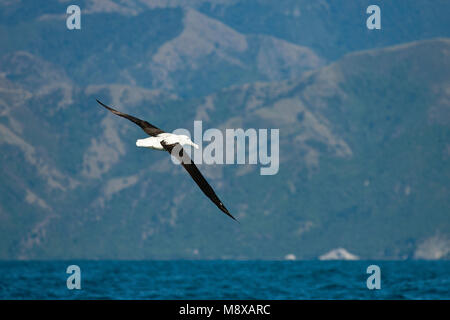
[161,141,237,222]
[96,99,165,137]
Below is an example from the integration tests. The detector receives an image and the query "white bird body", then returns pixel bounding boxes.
[136,133,199,150]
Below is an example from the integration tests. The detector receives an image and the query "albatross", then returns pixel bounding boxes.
[96,99,237,221]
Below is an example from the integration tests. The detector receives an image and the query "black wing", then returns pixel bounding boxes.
[160,141,237,222]
[96,99,165,137]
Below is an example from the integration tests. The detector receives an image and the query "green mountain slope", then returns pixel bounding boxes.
[0,38,448,259]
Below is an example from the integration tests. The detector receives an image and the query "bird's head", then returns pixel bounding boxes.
[180,135,199,149]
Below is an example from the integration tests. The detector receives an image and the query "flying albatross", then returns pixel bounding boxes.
[96,99,237,222]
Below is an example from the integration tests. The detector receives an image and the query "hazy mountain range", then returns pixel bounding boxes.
[0,0,449,259]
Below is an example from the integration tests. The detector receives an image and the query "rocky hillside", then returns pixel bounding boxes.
[0,1,449,259]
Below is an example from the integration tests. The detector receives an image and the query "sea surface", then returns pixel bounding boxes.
[0,261,448,300]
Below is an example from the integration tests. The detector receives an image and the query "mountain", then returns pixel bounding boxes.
[148,9,323,95]
[0,1,449,260]
[200,0,450,60]
[2,1,450,96]
[0,38,449,259]
[0,4,323,97]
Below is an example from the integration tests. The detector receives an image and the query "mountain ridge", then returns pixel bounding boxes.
[0,37,448,259]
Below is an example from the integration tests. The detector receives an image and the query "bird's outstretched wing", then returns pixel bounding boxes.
[160,141,237,222]
[96,99,165,137]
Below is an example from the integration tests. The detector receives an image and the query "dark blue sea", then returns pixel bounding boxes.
[0,261,448,300]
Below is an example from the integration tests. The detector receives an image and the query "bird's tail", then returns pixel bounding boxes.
[136,139,146,147]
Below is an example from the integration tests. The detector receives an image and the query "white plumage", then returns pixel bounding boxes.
[136,133,199,150]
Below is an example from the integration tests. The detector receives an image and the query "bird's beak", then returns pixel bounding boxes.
[193,143,199,149]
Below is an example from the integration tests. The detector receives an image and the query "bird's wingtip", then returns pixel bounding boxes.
[96,99,114,112]
[220,204,239,223]
[229,212,239,222]
[227,213,239,223]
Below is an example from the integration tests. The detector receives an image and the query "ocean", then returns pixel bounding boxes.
[0,261,448,300]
